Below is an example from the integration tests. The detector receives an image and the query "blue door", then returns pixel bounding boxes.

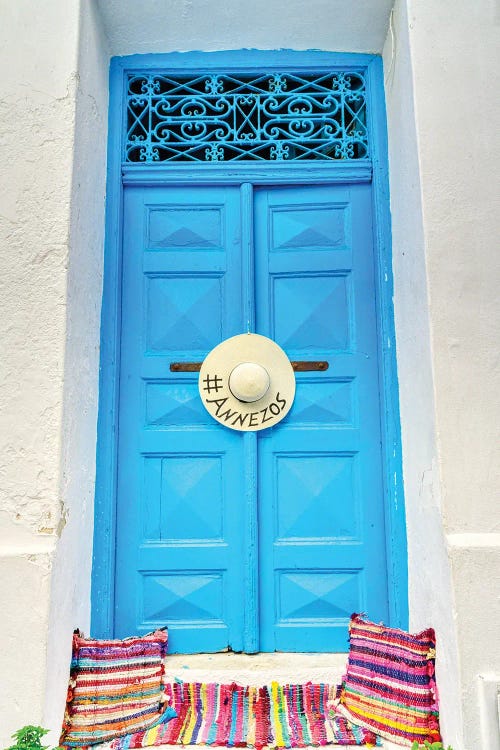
[114,181,389,652]
[255,185,388,650]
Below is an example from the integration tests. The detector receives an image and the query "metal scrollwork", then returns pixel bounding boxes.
[125,71,369,163]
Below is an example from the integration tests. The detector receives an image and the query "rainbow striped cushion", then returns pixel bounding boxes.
[335,614,441,746]
[60,629,174,747]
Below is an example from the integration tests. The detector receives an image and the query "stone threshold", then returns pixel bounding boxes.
[163,652,348,685]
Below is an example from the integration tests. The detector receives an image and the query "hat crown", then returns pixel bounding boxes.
[229,361,270,403]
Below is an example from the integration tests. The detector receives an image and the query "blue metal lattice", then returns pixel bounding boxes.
[125,71,369,162]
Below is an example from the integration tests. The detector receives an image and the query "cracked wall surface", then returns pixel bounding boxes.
[0,64,76,543]
[0,0,107,742]
[0,0,78,542]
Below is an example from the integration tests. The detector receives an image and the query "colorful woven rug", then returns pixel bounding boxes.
[105,681,380,749]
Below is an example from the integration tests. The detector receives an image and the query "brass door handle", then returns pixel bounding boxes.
[290,361,329,372]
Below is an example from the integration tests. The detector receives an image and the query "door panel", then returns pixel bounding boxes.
[255,185,389,651]
[114,182,389,654]
[115,186,246,652]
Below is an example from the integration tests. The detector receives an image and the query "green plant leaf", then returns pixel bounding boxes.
[6,726,50,750]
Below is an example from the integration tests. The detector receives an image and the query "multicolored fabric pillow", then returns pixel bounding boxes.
[60,628,175,747]
[334,614,441,746]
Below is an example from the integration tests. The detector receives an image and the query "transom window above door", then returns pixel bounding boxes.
[125,71,369,163]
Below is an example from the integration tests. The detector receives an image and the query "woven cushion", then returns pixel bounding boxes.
[334,614,441,746]
[60,629,173,747]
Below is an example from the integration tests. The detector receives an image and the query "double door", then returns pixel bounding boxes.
[114,181,389,652]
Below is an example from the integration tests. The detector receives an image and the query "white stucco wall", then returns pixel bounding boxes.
[0,0,80,741]
[383,0,500,747]
[43,0,109,737]
[96,0,394,56]
[0,0,108,743]
[1,0,498,747]
[382,2,463,744]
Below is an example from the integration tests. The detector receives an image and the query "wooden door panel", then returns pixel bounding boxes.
[115,186,245,653]
[255,184,388,652]
[115,181,389,653]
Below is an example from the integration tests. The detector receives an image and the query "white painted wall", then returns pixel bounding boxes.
[44,0,109,738]
[96,0,394,56]
[383,0,500,747]
[0,0,79,741]
[382,2,463,744]
[1,0,498,747]
[0,0,108,743]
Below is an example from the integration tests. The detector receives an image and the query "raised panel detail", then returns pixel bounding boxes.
[146,275,222,352]
[148,207,223,249]
[277,570,360,622]
[290,378,355,425]
[276,454,359,541]
[143,455,223,542]
[142,572,224,623]
[145,380,212,426]
[271,205,349,251]
[272,274,350,351]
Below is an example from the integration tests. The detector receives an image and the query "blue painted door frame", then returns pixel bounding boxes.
[92,50,408,651]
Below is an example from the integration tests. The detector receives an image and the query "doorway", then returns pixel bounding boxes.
[92,53,407,653]
[113,180,388,652]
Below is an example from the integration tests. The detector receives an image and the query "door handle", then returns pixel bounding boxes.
[290,361,329,372]
[170,360,329,372]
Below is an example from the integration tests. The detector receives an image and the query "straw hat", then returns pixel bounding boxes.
[199,333,295,431]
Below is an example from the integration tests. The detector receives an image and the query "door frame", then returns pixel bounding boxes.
[92,49,408,641]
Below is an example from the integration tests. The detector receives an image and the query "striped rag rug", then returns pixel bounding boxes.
[105,681,380,749]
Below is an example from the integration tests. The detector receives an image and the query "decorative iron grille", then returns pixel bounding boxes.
[125,71,369,163]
